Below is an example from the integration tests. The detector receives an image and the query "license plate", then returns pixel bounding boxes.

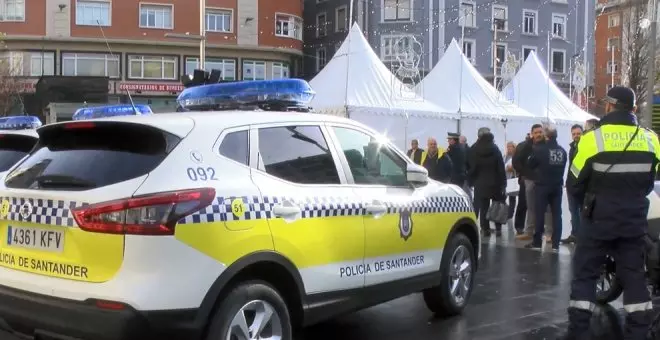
[6,226,64,252]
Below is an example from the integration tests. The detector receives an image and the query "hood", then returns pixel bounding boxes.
[473,133,498,157]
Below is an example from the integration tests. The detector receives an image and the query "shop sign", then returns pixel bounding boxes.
[118,83,184,93]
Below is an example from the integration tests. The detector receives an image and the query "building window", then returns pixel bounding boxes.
[551,49,565,73]
[316,47,327,72]
[336,6,348,32]
[462,39,475,64]
[276,13,302,40]
[607,61,618,74]
[383,0,411,21]
[76,0,111,26]
[243,60,266,81]
[139,4,173,29]
[492,5,508,31]
[522,9,537,35]
[607,37,620,51]
[522,46,536,60]
[608,14,620,27]
[493,43,506,68]
[128,55,177,80]
[316,13,327,37]
[552,14,566,39]
[459,2,475,27]
[0,0,24,21]
[0,51,55,76]
[206,9,232,33]
[185,57,236,81]
[381,34,414,62]
[62,52,120,78]
[272,62,290,79]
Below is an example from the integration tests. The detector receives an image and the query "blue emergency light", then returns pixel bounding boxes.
[72,104,153,121]
[0,116,42,130]
[176,79,315,112]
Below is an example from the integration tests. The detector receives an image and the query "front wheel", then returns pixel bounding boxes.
[595,255,623,304]
[205,280,292,340]
[423,233,476,317]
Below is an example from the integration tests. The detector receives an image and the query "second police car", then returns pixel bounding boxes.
[0,80,479,340]
[0,116,40,175]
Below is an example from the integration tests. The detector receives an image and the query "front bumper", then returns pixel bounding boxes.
[0,283,202,340]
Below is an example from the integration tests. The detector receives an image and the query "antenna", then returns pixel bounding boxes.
[97,20,138,114]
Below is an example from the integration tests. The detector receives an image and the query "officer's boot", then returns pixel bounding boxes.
[623,311,652,340]
[557,308,592,340]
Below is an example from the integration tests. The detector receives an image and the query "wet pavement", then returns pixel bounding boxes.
[301,225,628,340]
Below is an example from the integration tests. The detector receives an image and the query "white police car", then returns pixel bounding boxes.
[0,116,40,175]
[0,80,479,340]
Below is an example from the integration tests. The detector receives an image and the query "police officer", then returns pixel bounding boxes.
[560,86,660,340]
[524,125,567,251]
[446,132,467,187]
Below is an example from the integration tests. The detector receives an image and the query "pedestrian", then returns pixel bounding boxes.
[511,133,530,235]
[446,132,467,187]
[407,139,424,165]
[421,137,453,183]
[460,135,473,200]
[514,125,543,240]
[561,124,584,245]
[467,127,507,237]
[504,141,518,221]
[459,135,468,145]
[560,86,660,340]
[524,125,567,251]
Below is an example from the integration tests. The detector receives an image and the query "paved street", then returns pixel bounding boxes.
[301,227,626,340]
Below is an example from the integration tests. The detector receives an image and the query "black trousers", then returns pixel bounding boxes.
[568,217,652,340]
[474,194,501,232]
[514,180,527,231]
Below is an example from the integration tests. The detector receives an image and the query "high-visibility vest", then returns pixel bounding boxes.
[420,148,445,165]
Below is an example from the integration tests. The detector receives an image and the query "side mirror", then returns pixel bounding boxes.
[406,163,428,184]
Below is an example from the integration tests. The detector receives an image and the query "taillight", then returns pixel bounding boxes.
[63,122,95,129]
[71,188,216,235]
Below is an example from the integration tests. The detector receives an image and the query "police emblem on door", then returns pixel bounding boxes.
[399,209,413,241]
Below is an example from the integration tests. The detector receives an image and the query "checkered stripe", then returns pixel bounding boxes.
[0,196,85,227]
[386,196,472,214]
[180,195,471,224]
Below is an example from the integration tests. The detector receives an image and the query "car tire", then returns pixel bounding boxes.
[205,280,293,340]
[595,255,624,304]
[423,232,475,317]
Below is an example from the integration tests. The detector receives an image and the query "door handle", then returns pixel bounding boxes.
[365,201,387,218]
[272,201,301,223]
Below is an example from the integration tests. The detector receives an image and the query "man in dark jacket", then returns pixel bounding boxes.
[446,132,467,187]
[511,133,531,235]
[561,124,584,244]
[406,139,424,165]
[421,137,453,183]
[524,125,567,251]
[467,127,507,237]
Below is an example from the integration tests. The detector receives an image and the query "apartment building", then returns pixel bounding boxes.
[593,0,626,115]
[303,0,595,94]
[0,0,303,117]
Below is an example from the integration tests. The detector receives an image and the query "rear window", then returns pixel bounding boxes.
[0,135,38,172]
[5,123,181,190]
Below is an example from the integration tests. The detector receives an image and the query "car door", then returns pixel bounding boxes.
[249,122,366,294]
[326,124,447,287]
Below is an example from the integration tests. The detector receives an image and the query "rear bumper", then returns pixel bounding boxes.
[0,283,203,340]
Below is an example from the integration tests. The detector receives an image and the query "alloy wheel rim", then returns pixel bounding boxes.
[225,300,283,340]
[449,245,472,306]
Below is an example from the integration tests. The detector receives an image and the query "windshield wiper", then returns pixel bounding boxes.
[33,174,96,189]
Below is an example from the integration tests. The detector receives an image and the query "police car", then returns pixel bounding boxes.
[0,80,479,340]
[0,116,40,174]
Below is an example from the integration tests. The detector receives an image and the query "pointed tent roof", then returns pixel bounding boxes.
[417,39,536,120]
[502,51,598,123]
[309,23,456,119]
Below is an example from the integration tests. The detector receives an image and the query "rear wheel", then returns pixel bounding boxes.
[205,280,292,340]
[423,233,475,317]
[595,255,623,304]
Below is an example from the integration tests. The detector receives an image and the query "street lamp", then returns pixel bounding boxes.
[164,0,206,70]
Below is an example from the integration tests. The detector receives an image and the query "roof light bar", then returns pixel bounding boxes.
[176,79,315,112]
[72,104,153,121]
[0,116,42,130]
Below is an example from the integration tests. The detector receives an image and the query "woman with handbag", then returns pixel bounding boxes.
[467,128,508,237]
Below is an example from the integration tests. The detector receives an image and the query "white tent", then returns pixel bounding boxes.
[310,23,458,150]
[502,51,598,125]
[417,39,540,147]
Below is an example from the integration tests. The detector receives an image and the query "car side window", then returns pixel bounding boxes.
[258,125,340,184]
[332,127,407,186]
[219,130,249,165]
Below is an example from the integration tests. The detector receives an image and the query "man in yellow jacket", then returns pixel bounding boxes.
[421,137,453,183]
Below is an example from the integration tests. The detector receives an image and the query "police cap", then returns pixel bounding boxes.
[447,132,460,140]
[603,86,636,110]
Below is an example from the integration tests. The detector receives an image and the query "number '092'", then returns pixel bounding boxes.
[187,167,218,181]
